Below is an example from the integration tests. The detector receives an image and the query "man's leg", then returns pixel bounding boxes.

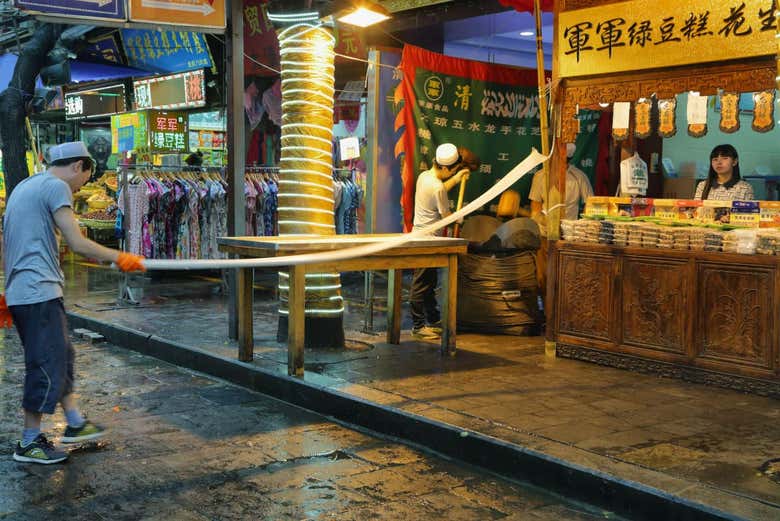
[409,268,429,331]
[423,268,440,327]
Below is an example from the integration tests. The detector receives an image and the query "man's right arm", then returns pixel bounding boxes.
[53,206,120,264]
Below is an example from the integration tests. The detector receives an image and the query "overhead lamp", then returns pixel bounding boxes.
[337,3,390,27]
[519,31,534,36]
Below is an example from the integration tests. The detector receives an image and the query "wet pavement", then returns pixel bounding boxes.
[45,262,780,518]
[0,329,620,520]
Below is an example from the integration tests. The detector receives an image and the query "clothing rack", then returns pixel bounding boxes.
[116,164,229,304]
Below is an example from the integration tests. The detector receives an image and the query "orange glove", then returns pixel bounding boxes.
[116,252,146,272]
[0,295,13,328]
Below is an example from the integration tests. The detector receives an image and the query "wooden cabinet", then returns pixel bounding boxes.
[553,242,780,389]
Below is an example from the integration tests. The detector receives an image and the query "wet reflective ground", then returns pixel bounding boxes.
[0,332,621,520]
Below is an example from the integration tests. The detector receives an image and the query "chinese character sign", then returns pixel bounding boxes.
[400,45,542,215]
[111,112,148,154]
[148,110,187,153]
[558,0,776,77]
[121,29,212,73]
[243,0,279,76]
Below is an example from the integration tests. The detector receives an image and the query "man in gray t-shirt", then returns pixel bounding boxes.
[0,141,145,465]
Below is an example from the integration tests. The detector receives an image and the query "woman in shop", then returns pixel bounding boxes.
[693,144,754,201]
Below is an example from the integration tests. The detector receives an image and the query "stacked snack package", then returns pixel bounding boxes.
[756,230,780,255]
[703,230,724,252]
[598,220,615,244]
[641,224,661,248]
[612,221,630,246]
[627,222,644,247]
[560,219,577,240]
[671,227,691,250]
[689,227,706,250]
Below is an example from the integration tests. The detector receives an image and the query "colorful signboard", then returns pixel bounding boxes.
[398,45,542,230]
[80,33,123,64]
[111,111,148,154]
[243,0,279,76]
[148,110,187,153]
[14,0,126,22]
[128,0,226,30]
[134,69,206,110]
[188,110,226,131]
[558,0,777,78]
[65,84,126,120]
[121,29,212,73]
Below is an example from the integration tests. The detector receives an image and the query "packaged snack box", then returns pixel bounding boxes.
[608,197,632,217]
[632,197,654,217]
[759,201,780,228]
[675,199,703,222]
[699,199,732,225]
[653,199,677,221]
[584,196,610,217]
[731,201,760,228]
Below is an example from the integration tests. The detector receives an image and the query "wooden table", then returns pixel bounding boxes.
[218,234,468,377]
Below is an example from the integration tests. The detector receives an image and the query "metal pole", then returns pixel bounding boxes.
[363,48,383,333]
[226,0,246,340]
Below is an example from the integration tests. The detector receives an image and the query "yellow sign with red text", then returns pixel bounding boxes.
[129,0,225,30]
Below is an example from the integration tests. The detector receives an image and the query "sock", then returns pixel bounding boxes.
[64,408,85,429]
[22,428,40,447]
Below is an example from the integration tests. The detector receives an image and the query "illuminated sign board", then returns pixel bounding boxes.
[134,69,206,110]
[65,84,126,120]
[149,110,188,153]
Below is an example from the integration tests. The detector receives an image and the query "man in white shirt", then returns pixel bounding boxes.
[410,143,470,340]
[529,143,594,306]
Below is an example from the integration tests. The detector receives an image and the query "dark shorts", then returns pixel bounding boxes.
[9,298,74,414]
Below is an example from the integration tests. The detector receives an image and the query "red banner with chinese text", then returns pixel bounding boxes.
[243,0,279,76]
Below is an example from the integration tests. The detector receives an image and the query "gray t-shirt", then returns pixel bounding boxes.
[3,173,72,306]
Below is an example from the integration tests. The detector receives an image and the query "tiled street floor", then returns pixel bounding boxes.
[0,331,620,521]
[52,263,780,516]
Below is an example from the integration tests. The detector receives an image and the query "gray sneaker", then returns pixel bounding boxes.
[13,434,68,464]
[412,326,440,341]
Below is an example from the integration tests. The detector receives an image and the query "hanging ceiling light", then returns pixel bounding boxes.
[336,2,390,27]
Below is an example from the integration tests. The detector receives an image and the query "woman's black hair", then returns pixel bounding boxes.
[701,144,740,199]
[49,156,94,172]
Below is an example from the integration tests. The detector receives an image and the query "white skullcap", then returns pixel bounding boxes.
[435,143,459,166]
[48,141,93,162]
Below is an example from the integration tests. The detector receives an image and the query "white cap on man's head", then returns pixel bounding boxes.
[47,141,93,163]
[435,143,459,166]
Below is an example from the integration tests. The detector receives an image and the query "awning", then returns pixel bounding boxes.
[0,53,151,92]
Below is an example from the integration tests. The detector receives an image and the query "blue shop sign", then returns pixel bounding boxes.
[121,29,212,74]
[14,0,126,22]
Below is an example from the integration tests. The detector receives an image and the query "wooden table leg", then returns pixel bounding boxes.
[441,254,457,356]
[288,264,306,377]
[386,269,402,344]
[237,267,254,362]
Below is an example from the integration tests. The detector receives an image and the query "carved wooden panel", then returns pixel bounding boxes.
[557,252,613,341]
[559,63,776,142]
[622,257,687,355]
[697,264,774,370]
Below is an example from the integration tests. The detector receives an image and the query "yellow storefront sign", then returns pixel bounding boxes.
[129,0,225,30]
[558,0,776,78]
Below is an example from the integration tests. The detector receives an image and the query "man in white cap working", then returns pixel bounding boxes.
[0,141,145,464]
[409,142,471,341]
[529,142,593,309]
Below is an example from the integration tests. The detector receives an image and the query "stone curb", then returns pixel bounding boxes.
[66,311,766,521]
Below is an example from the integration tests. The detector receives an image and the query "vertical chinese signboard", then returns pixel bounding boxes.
[398,45,542,229]
[243,0,279,76]
[558,0,777,78]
